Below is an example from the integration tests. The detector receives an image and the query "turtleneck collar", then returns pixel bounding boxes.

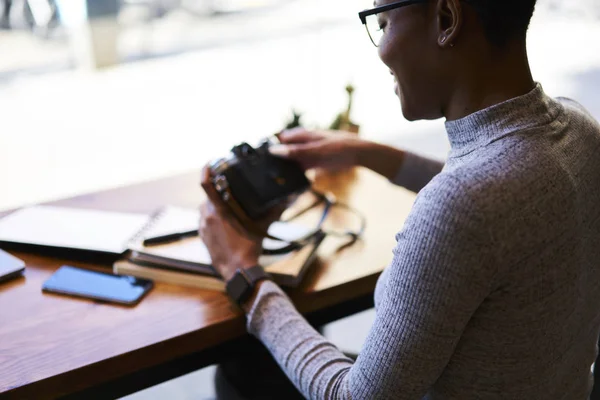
[444,83,562,156]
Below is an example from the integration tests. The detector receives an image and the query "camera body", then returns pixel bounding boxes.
[209,138,310,221]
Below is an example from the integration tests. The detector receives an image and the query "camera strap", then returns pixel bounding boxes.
[222,186,365,255]
[217,184,317,254]
[267,189,367,255]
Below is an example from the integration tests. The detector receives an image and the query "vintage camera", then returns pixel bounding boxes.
[209,138,310,222]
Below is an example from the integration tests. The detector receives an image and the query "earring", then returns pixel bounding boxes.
[450,43,455,47]
[441,36,447,43]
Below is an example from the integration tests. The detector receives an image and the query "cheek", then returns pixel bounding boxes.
[378,33,400,71]
[376,18,443,121]
[378,33,410,101]
[378,26,413,88]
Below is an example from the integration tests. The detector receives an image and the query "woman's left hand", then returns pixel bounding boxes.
[199,166,263,281]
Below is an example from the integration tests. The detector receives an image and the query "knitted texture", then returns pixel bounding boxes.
[247,84,600,399]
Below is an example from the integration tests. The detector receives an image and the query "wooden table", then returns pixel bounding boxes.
[0,168,416,399]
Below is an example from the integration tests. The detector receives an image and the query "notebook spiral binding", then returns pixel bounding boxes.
[126,207,168,246]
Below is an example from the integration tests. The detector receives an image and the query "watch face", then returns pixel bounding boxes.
[226,272,250,304]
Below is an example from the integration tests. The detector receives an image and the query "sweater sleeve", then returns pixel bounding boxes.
[391,151,445,193]
[247,174,496,400]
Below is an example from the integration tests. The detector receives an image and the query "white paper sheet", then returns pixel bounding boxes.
[0,206,150,254]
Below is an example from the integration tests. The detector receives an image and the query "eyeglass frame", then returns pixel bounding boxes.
[358,0,429,47]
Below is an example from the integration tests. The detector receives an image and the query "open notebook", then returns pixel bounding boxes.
[0,206,150,256]
[118,206,325,288]
[114,234,323,290]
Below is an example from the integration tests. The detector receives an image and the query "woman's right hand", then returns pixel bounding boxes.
[270,128,364,170]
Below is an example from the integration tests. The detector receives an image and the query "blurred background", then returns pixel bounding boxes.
[1,0,599,213]
[0,0,599,398]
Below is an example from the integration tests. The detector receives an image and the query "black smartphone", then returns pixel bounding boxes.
[0,249,25,284]
[42,266,153,306]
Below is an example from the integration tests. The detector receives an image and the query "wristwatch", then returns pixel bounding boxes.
[226,266,271,306]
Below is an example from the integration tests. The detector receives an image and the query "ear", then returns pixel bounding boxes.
[436,0,463,48]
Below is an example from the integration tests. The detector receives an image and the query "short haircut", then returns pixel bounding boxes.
[466,0,538,47]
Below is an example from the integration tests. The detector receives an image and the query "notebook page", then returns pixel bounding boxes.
[131,235,312,277]
[0,206,149,254]
[139,206,199,240]
[131,206,314,265]
[139,206,313,243]
[133,237,213,266]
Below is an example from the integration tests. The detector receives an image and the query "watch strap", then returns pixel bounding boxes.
[244,265,269,283]
[226,265,271,306]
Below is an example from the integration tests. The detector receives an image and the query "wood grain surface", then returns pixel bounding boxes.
[0,167,415,399]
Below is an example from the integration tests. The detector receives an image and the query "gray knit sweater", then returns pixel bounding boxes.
[247,84,600,399]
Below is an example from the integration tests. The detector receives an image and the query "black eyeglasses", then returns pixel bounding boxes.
[358,0,428,47]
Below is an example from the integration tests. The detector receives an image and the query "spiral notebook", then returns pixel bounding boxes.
[0,204,323,287]
[119,206,325,288]
[128,206,317,272]
[117,233,324,289]
[0,206,152,256]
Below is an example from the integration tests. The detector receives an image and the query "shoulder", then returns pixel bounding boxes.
[418,149,564,239]
[555,96,600,129]
[416,171,477,212]
[439,151,561,220]
[556,96,593,117]
[392,169,498,285]
[431,140,577,262]
[418,161,513,218]
[404,171,489,240]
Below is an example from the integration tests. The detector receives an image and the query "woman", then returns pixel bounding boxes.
[199,0,600,398]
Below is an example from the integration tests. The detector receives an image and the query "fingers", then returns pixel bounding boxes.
[270,142,317,161]
[277,128,324,144]
[200,165,245,231]
[200,165,229,214]
[198,201,210,238]
[255,213,283,239]
[199,198,248,238]
[268,144,292,157]
[199,165,215,200]
[269,141,322,168]
[264,202,288,224]
[199,164,297,238]
[272,129,331,169]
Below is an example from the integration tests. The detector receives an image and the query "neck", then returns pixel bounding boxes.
[444,41,535,121]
